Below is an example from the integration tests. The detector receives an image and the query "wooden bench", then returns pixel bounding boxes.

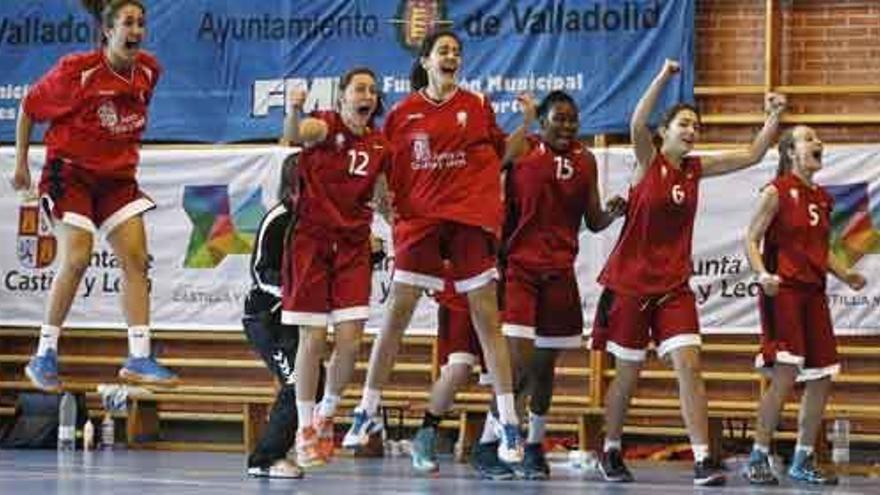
[3,327,879,462]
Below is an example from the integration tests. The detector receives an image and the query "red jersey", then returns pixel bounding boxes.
[383,88,506,235]
[762,174,832,289]
[505,136,597,269]
[294,111,387,242]
[599,153,702,295]
[23,50,161,177]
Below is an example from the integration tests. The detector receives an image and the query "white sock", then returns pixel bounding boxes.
[752,442,770,454]
[318,394,340,418]
[36,325,60,357]
[495,393,519,426]
[480,413,500,443]
[127,325,151,358]
[359,388,381,416]
[795,444,814,455]
[527,412,546,444]
[604,438,622,452]
[296,400,315,430]
[692,443,710,463]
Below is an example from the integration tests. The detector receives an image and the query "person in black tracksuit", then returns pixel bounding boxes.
[244,152,312,478]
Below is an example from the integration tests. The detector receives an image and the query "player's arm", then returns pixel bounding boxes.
[630,59,679,185]
[583,156,625,232]
[702,93,786,177]
[828,251,867,291]
[502,92,536,165]
[745,185,781,295]
[14,57,79,191]
[12,103,34,191]
[280,87,328,147]
[371,172,393,225]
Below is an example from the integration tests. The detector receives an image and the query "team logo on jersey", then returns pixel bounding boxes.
[411,132,432,165]
[394,1,449,52]
[97,101,119,128]
[789,188,799,202]
[335,133,346,150]
[17,197,56,269]
[456,111,468,128]
[406,113,425,121]
[661,165,668,179]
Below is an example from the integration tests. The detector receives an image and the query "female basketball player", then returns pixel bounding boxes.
[591,59,785,486]
[744,126,866,486]
[14,0,176,391]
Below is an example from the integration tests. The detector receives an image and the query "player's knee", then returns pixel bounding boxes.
[390,283,422,307]
[118,246,149,277]
[61,244,93,276]
[334,333,360,357]
[444,363,473,386]
[671,347,702,375]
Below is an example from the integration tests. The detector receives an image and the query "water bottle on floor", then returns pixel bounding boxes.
[101,413,115,450]
[57,392,76,451]
[83,419,95,451]
[831,419,850,465]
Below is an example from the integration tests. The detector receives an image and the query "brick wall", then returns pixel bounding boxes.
[694,0,879,144]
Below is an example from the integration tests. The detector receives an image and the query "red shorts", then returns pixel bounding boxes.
[39,158,154,234]
[590,285,701,361]
[437,300,484,371]
[393,219,497,293]
[281,231,371,327]
[502,263,584,349]
[757,286,839,381]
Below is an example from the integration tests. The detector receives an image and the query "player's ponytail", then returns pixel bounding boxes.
[776,129,795,177]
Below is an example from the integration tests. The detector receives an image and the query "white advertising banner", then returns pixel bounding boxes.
[1,145,878,334]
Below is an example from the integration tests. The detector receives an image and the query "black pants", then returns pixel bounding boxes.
[243,311,327,467]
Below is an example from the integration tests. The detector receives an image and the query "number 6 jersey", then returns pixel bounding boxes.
[598,153,703,295]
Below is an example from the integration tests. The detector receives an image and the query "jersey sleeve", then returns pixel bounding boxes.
[583,148,599,185]
[22,55,83,122]
[137,51,163,102]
